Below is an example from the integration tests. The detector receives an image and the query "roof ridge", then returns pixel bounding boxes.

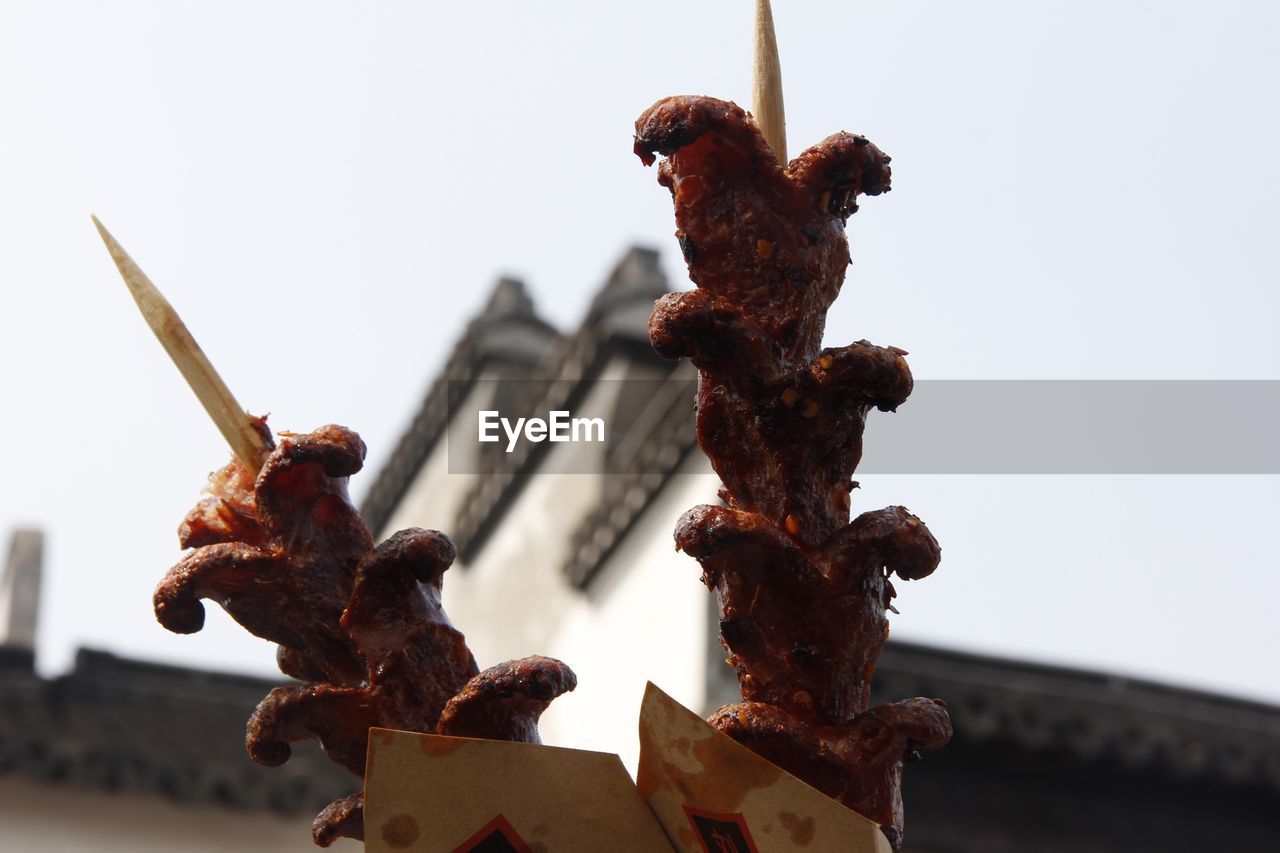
[358,273,563,534]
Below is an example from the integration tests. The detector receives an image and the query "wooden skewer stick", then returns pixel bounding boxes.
[753,0,787,164]
[92,215,271,473]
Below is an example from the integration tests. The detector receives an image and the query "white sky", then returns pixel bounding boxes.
[1,1,1277,703]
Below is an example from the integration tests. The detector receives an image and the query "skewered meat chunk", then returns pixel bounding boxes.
[636,95,949,848]
[155,424,574,846]
[157,423,369,685]
[437,655,579,743]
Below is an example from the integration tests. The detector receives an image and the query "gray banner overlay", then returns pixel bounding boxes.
[446,380,1279,475]
[862,380,1278,474]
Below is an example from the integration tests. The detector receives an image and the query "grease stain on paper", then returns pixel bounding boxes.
[687,729,785,812]
[779,810,815,845]
[380,813,420,848]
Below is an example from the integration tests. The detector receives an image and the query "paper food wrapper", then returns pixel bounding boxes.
[363,727,672,852]
[636,683,893,853]
[365,684,890,852]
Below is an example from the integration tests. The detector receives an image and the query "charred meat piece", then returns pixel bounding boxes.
[636,95,949,847]
[155,424,575,846]
[438,656,578,743]
[156,424,370,685]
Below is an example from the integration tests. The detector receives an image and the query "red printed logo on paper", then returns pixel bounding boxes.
[452,814,532,853]
[683,805,760,853]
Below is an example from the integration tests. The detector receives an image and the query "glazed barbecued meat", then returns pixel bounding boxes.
[636,95,949,848]
[155,424,575,846]
[158,423,369,685]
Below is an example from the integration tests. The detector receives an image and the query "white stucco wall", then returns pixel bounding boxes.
[536,452,720,771]
[379,357,723,774]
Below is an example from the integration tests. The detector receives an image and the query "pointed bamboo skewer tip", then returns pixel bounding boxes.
[91,215,271,474]
[753,0,787,165]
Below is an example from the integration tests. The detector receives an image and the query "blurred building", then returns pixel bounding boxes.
[360,247,1280,852]
[0,530,359,851]
[3,247,1278,852]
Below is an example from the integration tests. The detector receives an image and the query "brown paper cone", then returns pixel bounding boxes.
[364,728,673,852]
[637,683,892,853]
